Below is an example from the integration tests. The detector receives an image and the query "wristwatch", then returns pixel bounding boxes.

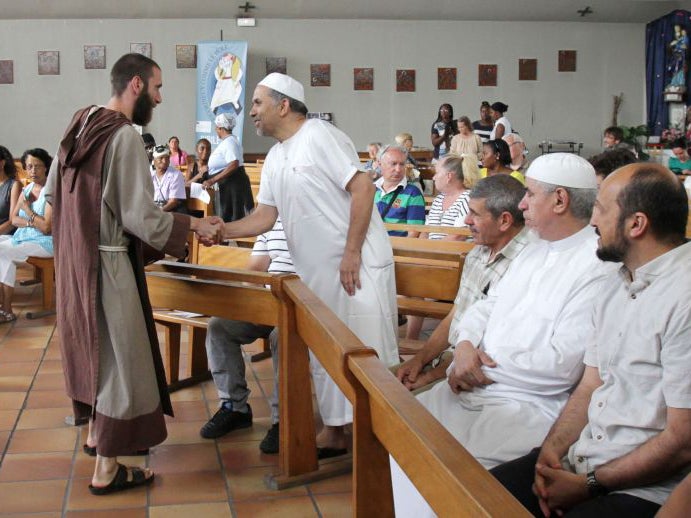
[586,470,609,497]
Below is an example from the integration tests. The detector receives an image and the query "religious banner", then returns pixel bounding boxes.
[196,41,249,147]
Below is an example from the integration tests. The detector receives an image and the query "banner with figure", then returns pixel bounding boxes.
[196,41,248,147]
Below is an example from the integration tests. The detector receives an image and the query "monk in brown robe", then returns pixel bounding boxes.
[45,53,221,495]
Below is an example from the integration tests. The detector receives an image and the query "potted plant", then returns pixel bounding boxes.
[620,124,650,160]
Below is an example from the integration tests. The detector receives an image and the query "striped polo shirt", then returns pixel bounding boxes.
[374,178,426,237]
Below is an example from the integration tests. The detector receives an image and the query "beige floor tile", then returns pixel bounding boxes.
[7,427,78,454]
[218,441,278,472]
[233,495,319,517]
[0,408,19,431]
[0,375,34,391]
[65,509,146,518]
[312,492,353,517]
[25,389,73,409]
[0,391,26,409]
[0,451,74,482]
[0,479,67,513]
[226,465,307,502]
[149,502,232,518]
[308,472,353,494]
[148,470,228,506]
[149,443,220,474]
[16,407,74,430]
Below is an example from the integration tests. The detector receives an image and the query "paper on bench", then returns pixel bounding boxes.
[169,310,205,318]
[189,182,211,204]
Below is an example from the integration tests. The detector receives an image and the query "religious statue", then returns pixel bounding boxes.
[667,24,689,91]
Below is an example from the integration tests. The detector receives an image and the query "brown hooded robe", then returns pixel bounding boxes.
[47,106,189,457]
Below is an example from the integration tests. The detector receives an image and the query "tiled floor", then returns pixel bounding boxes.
[0,264,352,516]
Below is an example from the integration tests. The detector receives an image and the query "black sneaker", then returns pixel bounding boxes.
[200,404,253,439]
[260,423,279,454]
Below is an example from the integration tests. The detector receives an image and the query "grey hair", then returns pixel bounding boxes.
[377,144,408,163]
[503,132,524,144]
[534,180,597,221]
[267,88,308,116]
[369,142,384,149]
[469,175,525,225]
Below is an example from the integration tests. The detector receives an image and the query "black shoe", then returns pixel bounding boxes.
[259,423,279,454]
[200,404,252,439]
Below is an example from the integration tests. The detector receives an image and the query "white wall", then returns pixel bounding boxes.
[0,18,645,159]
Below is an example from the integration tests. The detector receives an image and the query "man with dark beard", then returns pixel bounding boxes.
[45,53,221,495]
[492,163,691,517]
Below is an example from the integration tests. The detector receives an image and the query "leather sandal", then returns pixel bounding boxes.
[88,464,154,495]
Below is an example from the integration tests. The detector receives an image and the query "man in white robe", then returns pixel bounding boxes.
[218,73,398,454]
[391,153,616,517]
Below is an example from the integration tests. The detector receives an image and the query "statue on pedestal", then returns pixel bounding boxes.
[666,25,689,92]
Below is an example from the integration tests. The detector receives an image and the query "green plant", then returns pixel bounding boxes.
[620,124,650,160]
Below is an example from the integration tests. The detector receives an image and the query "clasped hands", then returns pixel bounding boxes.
[192,216,224,246]
[447,340,496,394]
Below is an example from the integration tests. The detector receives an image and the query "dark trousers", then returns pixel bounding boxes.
[489,448,661,518]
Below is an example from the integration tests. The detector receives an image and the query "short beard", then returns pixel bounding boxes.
[596,224,628,263]
[132,88,155,126]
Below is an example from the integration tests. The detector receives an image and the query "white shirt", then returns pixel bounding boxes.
[208,134,243,176]
[252,217,294,275]
[489,116,512,140]
[150,167,186,203]
[568,242,691,506]
[453,226,615,417]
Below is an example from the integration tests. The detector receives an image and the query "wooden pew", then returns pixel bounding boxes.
[23,256,56,319]
[146,263,530,516]
[385,222,473,239]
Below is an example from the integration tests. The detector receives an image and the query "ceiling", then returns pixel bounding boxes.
[2,0,691,23]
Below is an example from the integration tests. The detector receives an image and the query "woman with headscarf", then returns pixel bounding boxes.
[431,103,458,161]
[489,102,512,141]
[204,113,254,222]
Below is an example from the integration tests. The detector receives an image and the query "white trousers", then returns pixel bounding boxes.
[0,236,52,286]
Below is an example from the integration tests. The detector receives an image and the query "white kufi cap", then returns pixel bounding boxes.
[526,153,597,189]
[258,73,305,103]
[152,145,170,159]
[214,113,236,130]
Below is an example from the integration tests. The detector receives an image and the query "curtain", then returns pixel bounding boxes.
[646,10,691,136]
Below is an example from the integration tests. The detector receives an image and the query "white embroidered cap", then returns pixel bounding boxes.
[214,113,236,130]
[526,152,597,189]
[152,145,170,158]
[258,73,305,103]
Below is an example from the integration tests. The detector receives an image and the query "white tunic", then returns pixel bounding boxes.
[257,119,399,425]
[391,226,615,517]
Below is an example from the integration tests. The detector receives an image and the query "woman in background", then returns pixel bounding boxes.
[431,104,458,161]
[0,146,21,235]
[168,136,188,169]
[480,139,524,184]
[489,102,512,140]
[0,148,53,323]
[450,116,483,163]
[186,138,212,186]
[204,113,254,222]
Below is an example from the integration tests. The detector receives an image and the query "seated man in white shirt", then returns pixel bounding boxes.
[200,218,293,454]
[396,174,531,392]
[150,145,186,212]
[391,153,615,517]
[491,163,691,517]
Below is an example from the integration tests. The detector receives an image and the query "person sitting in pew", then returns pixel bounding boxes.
[185,138,211,187]
[200,218,293,454]
[589,147,638,189]
[150,145,186,212]
[406,154,480,340]
[374,144,425,237]
[391,153,616,517]
[0,148,54,323]
[396,175,530,392]
[491,164,691,518]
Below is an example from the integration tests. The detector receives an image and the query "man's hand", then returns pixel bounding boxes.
[447,340,496,393]
[339,249,362,296]
[533,446,565,517]
[396,356,425,386]
[192,216,224,246]
[532,464,588,517]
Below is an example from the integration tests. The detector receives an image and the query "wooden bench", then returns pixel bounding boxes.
[151,245,271,389]
[24,256,56,319]
[146,262,530,516]
[385,222,473,240]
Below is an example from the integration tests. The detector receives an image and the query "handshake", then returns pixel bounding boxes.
[190,216,225,246]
